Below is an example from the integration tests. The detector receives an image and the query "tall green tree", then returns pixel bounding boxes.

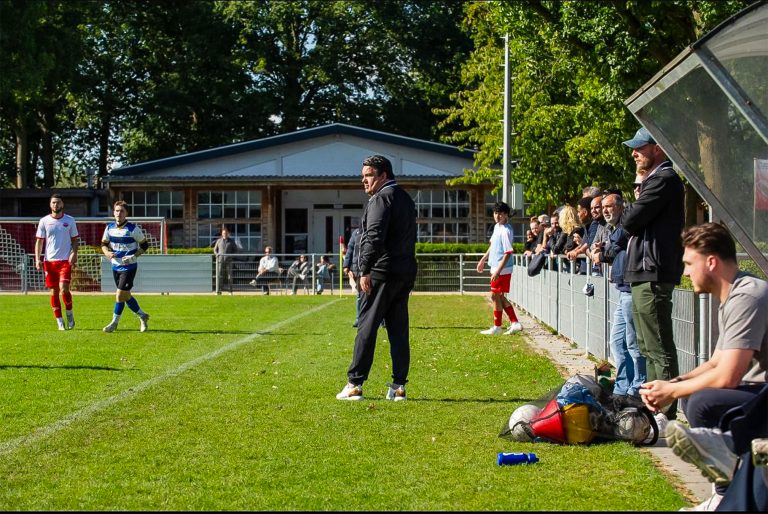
[440,0,753,212]
[0,0,88,187]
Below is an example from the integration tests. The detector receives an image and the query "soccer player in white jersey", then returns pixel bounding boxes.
[476,201,522,335]
[35,194,79,331]
[100,201,151,333]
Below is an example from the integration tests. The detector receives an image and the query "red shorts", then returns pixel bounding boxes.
[43,260,72,289]
[490,273,511,294]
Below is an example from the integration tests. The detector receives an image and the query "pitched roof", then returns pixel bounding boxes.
[108,123,477,181]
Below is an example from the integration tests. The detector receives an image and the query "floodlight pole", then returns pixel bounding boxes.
[502,34,512,204]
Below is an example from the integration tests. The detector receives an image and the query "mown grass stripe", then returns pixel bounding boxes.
[0,299,341,458]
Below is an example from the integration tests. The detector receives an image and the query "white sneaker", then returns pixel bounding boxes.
[678,492,723,511]
[667,421,737,486]
[505,322,523,334]
[385,383,407,401]
[103,322,118,333]
[480,326,503,335]
[654,412,669,438]
[249,279,257,286]
[139,313,150,333]
[66,313,75,330]
[335,383,363,401]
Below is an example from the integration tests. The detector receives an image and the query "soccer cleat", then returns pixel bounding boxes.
[678,492,723,511]
[385,383,407,401]
[480,326,503,335]
[57,320,66,331]
[103,321,119,333]
[667,421,737,486]
[249,279,257,286]
[139,313,150,333]
[335,383,363,401]
[66,313,75,330]
[505,322,523,334]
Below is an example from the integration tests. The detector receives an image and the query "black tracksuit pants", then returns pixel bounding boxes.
[347,276,414,386]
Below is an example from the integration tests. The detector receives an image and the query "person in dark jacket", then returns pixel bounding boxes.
[593,193,646,400]
[336,155,417,402]
[342,227,362,326]
[621,127,685,429]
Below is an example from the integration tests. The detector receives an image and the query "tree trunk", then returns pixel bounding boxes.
[41,127,54,187]
[98,113,111,185]
[14,122,28,188]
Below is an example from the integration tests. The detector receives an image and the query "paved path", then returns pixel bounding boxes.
[516,310,712,505]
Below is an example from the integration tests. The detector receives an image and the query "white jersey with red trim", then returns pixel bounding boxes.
[36,214,78,261]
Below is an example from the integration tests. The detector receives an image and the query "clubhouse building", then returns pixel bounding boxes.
[106,123,509,254]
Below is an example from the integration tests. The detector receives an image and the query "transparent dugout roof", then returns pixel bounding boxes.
[625,1,768,274]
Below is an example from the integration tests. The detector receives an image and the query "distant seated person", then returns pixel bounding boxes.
[315,255,336,295]
[250,246,281,295]
[287,254,310,295]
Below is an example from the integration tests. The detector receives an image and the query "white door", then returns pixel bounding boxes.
[311,210,361,256]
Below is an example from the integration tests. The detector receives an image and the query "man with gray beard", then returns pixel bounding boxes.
[592,192,646,401]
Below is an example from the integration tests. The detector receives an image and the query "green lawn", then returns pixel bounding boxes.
[0,293,686,510]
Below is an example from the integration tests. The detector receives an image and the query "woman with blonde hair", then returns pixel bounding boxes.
[552,204,585,272]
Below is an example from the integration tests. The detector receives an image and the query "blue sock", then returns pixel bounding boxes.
[126,297,140,313]
[114,302,125,315]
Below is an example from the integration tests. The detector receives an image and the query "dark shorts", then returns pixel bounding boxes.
[113,268,137,291]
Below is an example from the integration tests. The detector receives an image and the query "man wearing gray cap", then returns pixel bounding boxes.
[620,127,685,433]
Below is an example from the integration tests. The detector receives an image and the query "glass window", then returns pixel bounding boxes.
[124,190,184,219]
[412,187,471,243]
[197,190,262,221]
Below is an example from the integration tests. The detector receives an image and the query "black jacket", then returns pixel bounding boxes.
[343,228,361,275]
[622,162,685,284]
[358,180,417,281]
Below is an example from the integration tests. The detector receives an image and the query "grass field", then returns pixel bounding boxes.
[0,293,686,510]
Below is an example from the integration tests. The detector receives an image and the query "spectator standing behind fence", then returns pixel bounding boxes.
[640,223,768,511]
[213,226,240,295]
[552,205,584,271]
[101,201,151,333]
[621,127,686,432]
[343,227,363,326]
[336,155,417,402]
[535,212,561,255]
[477,201,522,336]
[315,255,335,294]
[592,193,645,401]
[35,193,79,331]
[524,217,541,257]
[287,254,310,295]
[566,197,592,266]
[250,246,281,295]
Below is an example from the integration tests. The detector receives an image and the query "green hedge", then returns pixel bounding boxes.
[166,243,528,255]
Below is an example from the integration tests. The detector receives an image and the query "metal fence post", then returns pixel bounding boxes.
[459,253,464,295]
[697,292,710,366]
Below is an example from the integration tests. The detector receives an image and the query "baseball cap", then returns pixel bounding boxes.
[622,127,656,149]
[537,214,550,225]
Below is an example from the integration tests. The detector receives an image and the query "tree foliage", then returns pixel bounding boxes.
[0,0,469,188]
[439,0,754,212]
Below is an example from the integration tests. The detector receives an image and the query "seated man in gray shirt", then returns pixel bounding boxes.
[640,222,768,510]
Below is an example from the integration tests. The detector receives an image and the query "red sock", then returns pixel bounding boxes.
[50,293,62,318]
[504,305,518,323]
[493,310,502,327]
[62,290,73,310]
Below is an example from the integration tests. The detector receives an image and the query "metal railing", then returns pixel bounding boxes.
[508,254,707,376]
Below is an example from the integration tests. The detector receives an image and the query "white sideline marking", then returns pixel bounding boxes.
[0,299,341,457]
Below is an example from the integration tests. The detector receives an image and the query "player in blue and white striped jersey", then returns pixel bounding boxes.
[100,201,151,333]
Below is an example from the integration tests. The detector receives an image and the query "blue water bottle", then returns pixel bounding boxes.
[497,452,539,466]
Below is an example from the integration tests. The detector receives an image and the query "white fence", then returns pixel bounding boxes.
[508,254,710,376]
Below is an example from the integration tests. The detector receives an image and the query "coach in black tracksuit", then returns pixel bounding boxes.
[338,154,417,399]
